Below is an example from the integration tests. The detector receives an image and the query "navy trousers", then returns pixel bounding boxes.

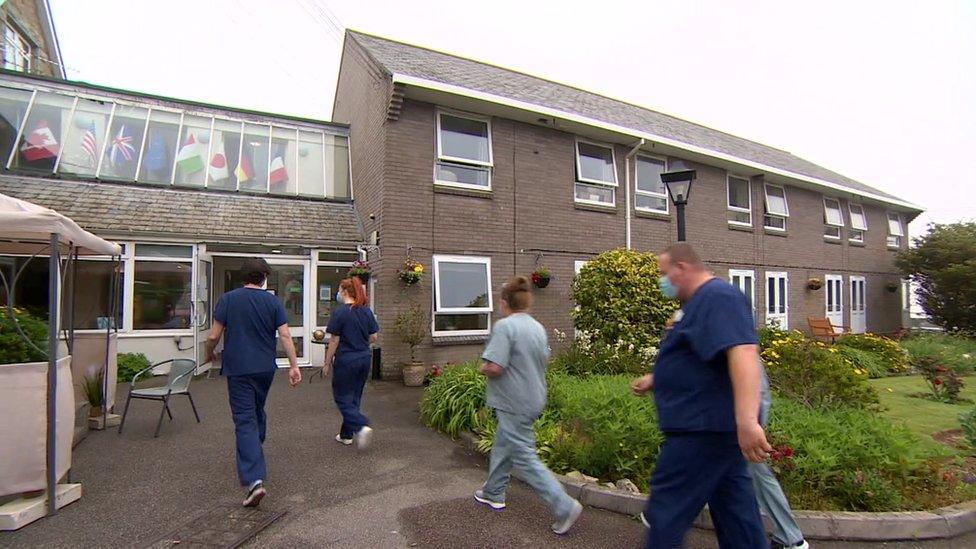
[227,371,275,486]
[644,432,767,548]
[331,356,371,439]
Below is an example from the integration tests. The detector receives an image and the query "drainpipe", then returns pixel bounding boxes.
[624,139,646,249]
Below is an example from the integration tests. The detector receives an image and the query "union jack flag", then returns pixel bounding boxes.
[109,124,135,167]
[81,121,97,167]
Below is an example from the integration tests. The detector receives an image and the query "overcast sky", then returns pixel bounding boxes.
[49,0,974,236]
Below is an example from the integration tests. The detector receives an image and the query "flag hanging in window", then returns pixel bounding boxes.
[176,133,205,175]
[109,125,135,167]
[80,121,97,167]
[20,120,59,162]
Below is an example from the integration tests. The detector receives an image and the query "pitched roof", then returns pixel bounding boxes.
[347,30,919,210]
[0,176,363,246]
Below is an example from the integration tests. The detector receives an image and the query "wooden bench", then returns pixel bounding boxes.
[807,317,849,342]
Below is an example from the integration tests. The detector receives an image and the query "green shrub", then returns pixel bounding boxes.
[0,308,47,364]
[420,361,486,436]
[901,333,976,375]
[836,333,910,376]
[117,352,151,384]
[959,406,976,449]
[769,398,923,511]
[762,331,879,410]
[758,325,790,351]
[835,346,889,379]
[550,341,651,377]
[571,249,677,356]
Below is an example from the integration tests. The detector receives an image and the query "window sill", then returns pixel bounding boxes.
[433,183,493,199]
[849,241,866,248]
[727,222,754,233]
[823,236,843,245]
[634,209,670,221]
[763,228,788,238]
[887,246,902,252]
[574,201,617,214]
[432,334,490,346]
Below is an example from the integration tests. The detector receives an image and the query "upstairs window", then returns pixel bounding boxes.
[727,176,752,226]
[823,197,844,239]
[635,155,668,213]
[435,111,492,190]
[887,212,904,248]
[849,203,868,243]
[575,140,617,206]
[3,24,31,73]
[763,184,788,231]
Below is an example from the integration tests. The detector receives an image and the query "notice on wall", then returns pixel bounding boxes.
[319,284,331,301]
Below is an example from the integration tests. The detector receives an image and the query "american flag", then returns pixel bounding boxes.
[109,124,135,167]
[81,122,97,167]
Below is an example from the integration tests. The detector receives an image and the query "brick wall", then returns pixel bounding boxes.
[338,62,911,374]
[1,0,59,78]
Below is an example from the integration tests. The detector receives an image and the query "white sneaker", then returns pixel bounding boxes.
[335,434,353,446]
[242,480,266,507]
[552,499,583,535]
[355,426,373,450]
[474,489,506,510]
[639,511,650,528]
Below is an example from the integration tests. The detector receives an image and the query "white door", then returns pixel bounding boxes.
[266,258,311,366]
[193,247,213,374]
[765,272,789,328]
[729,269,756,316]
[851,276,866,333]
[825,274,844,329]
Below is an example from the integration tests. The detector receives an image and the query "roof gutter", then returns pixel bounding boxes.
[391,73,923,212]
[624,139,645,250]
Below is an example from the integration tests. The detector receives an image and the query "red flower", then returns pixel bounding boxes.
[780,446,794,458]
[934,378,943,385]
[531,273,541,283]
[943,472,954,482]
[935,366,947,373]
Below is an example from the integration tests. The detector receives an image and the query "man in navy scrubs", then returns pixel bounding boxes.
[632,243,771,548]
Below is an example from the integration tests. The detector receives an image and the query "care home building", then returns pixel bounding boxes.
[333,31,922,375]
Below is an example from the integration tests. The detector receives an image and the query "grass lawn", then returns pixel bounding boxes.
[869,375,975,455]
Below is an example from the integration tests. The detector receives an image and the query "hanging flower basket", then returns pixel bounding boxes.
[531,266,551,289]
[348,259,371,284]
[886,282,900,293]
[398,259,424,286]
[806,278,823,291]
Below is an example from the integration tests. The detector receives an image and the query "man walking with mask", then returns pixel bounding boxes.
[206,257,302,507]
[632,243,771,548]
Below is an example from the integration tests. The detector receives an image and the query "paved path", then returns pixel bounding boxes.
[2,372,974,548]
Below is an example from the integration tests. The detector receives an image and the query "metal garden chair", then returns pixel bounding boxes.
[117,358,201,438]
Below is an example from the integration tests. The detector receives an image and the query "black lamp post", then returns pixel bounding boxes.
[661,169,697,241]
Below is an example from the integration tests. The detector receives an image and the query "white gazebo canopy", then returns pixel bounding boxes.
[0,192,121,256]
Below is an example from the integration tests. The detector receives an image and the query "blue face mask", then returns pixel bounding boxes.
[336,291,344,302]
[658,276,678,300]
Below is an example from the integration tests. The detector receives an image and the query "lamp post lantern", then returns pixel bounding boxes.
[661,169,697,242]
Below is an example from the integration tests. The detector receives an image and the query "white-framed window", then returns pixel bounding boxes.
[131,244,194,332]
[823,197,844,239]
[635,155,668,213]
[763,184,789,231]
[729,269,756,312]
[886,212,904,248]
[574,139,617,207]
[435,110,493,190]
[3,24,31,72]
[765,271,789,328]
[727,175,752,226]
[432,255,492,336]
[849,203,867,243]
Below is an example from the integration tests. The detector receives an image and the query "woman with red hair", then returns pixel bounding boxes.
[323,276,379,449]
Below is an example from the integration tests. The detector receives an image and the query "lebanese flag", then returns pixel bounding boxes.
[20,120,60,162]
[234,147,253,183]
[269,154,288,186]
[209,134,229,181]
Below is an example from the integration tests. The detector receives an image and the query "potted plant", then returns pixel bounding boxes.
[886,282,899,293]
[348,259,372,284]
[806,277,823,291]
[531,266,552,288]
[82,370,104,419]
[394,305,429,386]
[398,259,424,286]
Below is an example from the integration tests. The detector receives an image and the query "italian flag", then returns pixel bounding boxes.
[176,133,205,175]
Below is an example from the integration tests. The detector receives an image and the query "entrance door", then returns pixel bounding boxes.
[265,259,311,366]
[193,248,214,374]
[765,272,789,328]
[825,274,843,329]
[851,276,866,333]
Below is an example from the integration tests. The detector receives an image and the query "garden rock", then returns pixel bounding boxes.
[615,479,641,494]
[566,471,598,484]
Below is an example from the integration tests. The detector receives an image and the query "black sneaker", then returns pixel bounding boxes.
[243,481,266,507]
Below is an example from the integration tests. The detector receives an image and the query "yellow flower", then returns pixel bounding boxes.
[887,387,894,392]
[829,348,838,353]
[414,265,423,273]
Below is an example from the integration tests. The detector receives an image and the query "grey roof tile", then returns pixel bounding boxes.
[348,31,918,209]
[0,176,363,246]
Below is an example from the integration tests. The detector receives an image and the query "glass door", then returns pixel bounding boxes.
[265,258,311,366]
[193,248,213,374]
[825,274,844,329]
[850,276,866,334]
